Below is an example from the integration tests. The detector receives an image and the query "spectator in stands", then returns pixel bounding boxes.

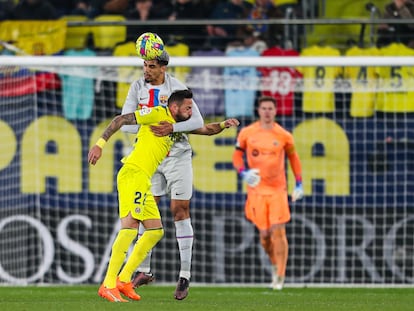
[70,1,93,16]
[0,0,15,21]
[124,0,165,41]
[11,0,58,20]
[206,0,248,51]
[167,0,205,51]
[377,0,414,48]
[151,0,173,18]
[85,0,129,18]
[244,0,284,45]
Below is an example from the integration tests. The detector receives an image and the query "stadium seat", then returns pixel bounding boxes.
[92,15,127,50]
[61,15,91,50]
[305,0,390,49]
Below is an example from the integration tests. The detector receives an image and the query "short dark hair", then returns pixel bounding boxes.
[257,96,276,107]
[156,50,169,66]
[168,89,193,106]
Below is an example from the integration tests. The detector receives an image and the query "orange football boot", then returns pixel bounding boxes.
[117,278,141,301]
[98,284,128,302]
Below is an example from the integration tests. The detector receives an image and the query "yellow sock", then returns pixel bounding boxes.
[103,228,137,288]
[118,228,164,282]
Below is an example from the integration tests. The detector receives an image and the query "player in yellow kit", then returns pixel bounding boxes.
[88,89,193,302]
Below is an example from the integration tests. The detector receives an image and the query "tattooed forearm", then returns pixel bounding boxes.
[191,123,221,136]
[102,113,137,141]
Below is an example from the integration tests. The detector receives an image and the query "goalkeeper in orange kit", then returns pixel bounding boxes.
[232,96,304,290]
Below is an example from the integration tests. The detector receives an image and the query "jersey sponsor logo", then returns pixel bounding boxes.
[139,106,152,116]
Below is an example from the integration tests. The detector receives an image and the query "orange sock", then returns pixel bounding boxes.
[271,227,288,277]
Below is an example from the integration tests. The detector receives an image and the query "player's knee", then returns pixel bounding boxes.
[260,231,271,242]
[271,225,286,237]
[173,210,190,221]
[271,227,288,243]
[171,200,190,220]
[149,228,164,242]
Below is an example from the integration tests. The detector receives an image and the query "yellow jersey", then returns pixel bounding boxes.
[122,106,176,177]
[165,43,190,81]
[299,45,342,113]
[344,46,380,117]
[376,43,414,112]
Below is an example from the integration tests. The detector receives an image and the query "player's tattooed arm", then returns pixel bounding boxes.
[102,113,137,141]
[88,113,137,165]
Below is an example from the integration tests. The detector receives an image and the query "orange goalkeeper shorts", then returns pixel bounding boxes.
[245,191,290,230]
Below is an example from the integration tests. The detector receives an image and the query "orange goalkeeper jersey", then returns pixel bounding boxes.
[234,121,295,194]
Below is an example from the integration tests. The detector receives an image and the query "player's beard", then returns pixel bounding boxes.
[175,113,191,122]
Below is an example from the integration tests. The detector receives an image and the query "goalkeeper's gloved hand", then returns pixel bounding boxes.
[291,181,304,202]
[240,169,261,187]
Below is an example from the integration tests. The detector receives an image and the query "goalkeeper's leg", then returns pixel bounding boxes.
[260,232,278,289]
[260,234,276,265]
[270,226,288,290]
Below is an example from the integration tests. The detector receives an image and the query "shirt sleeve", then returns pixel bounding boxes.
[232,128,247,171]
[172,99,204,132]
[121,82,140,134]
[284,132,302,179]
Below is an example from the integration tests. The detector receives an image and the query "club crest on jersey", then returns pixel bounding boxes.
[159,95,168,105]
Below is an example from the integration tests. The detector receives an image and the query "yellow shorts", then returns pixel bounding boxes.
[117,164,161,221]
[245,191,290,230]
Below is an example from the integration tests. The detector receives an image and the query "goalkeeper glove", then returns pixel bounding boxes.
[240,169,261,187]
[291,181,304,202]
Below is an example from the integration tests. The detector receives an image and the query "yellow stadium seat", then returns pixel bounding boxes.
[92,15,126,50]
[305,0,391,49]
[61,15,91,50]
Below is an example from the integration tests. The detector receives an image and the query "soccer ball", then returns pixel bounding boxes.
[135,32,164,60]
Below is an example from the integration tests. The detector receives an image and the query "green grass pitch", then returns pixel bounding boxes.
[0,285,413,311]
